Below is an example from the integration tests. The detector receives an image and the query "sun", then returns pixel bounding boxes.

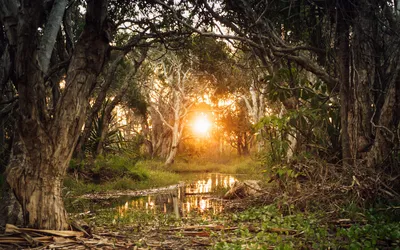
[192,113,212,136]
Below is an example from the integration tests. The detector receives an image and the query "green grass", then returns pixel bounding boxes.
[93,155,148,181]
[64,156,264,196]
[169,157,264,176]
[64,170,182,196]
[129,169,182,190]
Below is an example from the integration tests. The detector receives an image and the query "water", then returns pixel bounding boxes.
[68,173,239,218]
[117,173,237,217]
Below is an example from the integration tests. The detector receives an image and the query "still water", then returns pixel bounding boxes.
[117,173,237,217]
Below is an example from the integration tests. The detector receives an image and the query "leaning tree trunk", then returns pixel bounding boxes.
[3,0,110,230]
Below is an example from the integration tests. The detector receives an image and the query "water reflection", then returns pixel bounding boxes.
[117,173,237,217]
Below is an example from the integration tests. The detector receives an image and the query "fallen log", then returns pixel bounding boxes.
[224,180,263,199]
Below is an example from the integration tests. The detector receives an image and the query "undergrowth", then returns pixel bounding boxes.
[214,205,400,249]
[65,154,400,249]
[75,200,400,249]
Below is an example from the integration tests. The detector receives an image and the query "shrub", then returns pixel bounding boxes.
[92,155,148,182]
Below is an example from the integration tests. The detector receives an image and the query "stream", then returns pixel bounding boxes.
[67,173,241,219]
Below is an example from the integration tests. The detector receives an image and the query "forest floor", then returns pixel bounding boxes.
[64,196,399,250]
[2,199,400,249]
[1,158,400,249]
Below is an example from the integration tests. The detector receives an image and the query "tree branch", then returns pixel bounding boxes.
[38,0,68,74]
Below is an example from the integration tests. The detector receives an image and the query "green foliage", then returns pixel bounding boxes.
[257,66,340,164]
[64,158,184,195]
[86,102,125,156]
[256,114,291,164]
[263,164,304,187]
[220,100,254,156]
[134,159,166,171]
[136,170,181,189]
[64,159,399,249]
[214,205,400,249]
[188,35,231,75]
[93,155,148,182]
[233,158,263,175]
[69,158,86,172]
[333,210,400,249]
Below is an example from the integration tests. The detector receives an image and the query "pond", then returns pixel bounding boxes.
[67,173,241,219]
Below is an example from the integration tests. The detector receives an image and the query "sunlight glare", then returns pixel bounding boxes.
[193,113,211,136]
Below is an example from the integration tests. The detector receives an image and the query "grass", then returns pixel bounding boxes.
[169,157,264,176]
[64,155,265,196]
[64,170,182,196]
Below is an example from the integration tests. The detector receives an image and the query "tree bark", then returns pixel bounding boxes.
[337,3,352,167]
[242,82,266,152]
[366,67,400,168]
[165,92,183,165]
[37,0,68,74]
[3,0,110,229]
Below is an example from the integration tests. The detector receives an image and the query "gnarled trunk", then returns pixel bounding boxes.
[6,135,69,229]
[2,0,110,230]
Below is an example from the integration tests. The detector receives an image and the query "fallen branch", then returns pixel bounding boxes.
[5,224,84,238]
[181,231,210,237]
[167,224,238,231]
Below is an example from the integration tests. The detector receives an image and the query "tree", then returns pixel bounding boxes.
[146,50,209,165]
[0,0,111,229]
[161,0,400,170]
[220,100,253,156]
[0,0,198,230]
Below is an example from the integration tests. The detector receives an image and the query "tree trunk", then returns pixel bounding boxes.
[3,0,110,229]
[165,118,182,165]
[337,3,352,167]
[242,83,266,152]
[366,71,400,168]
[6,138,69,229]
[141,115,153,156]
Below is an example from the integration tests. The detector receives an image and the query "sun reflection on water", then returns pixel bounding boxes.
[116,173,238,217]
